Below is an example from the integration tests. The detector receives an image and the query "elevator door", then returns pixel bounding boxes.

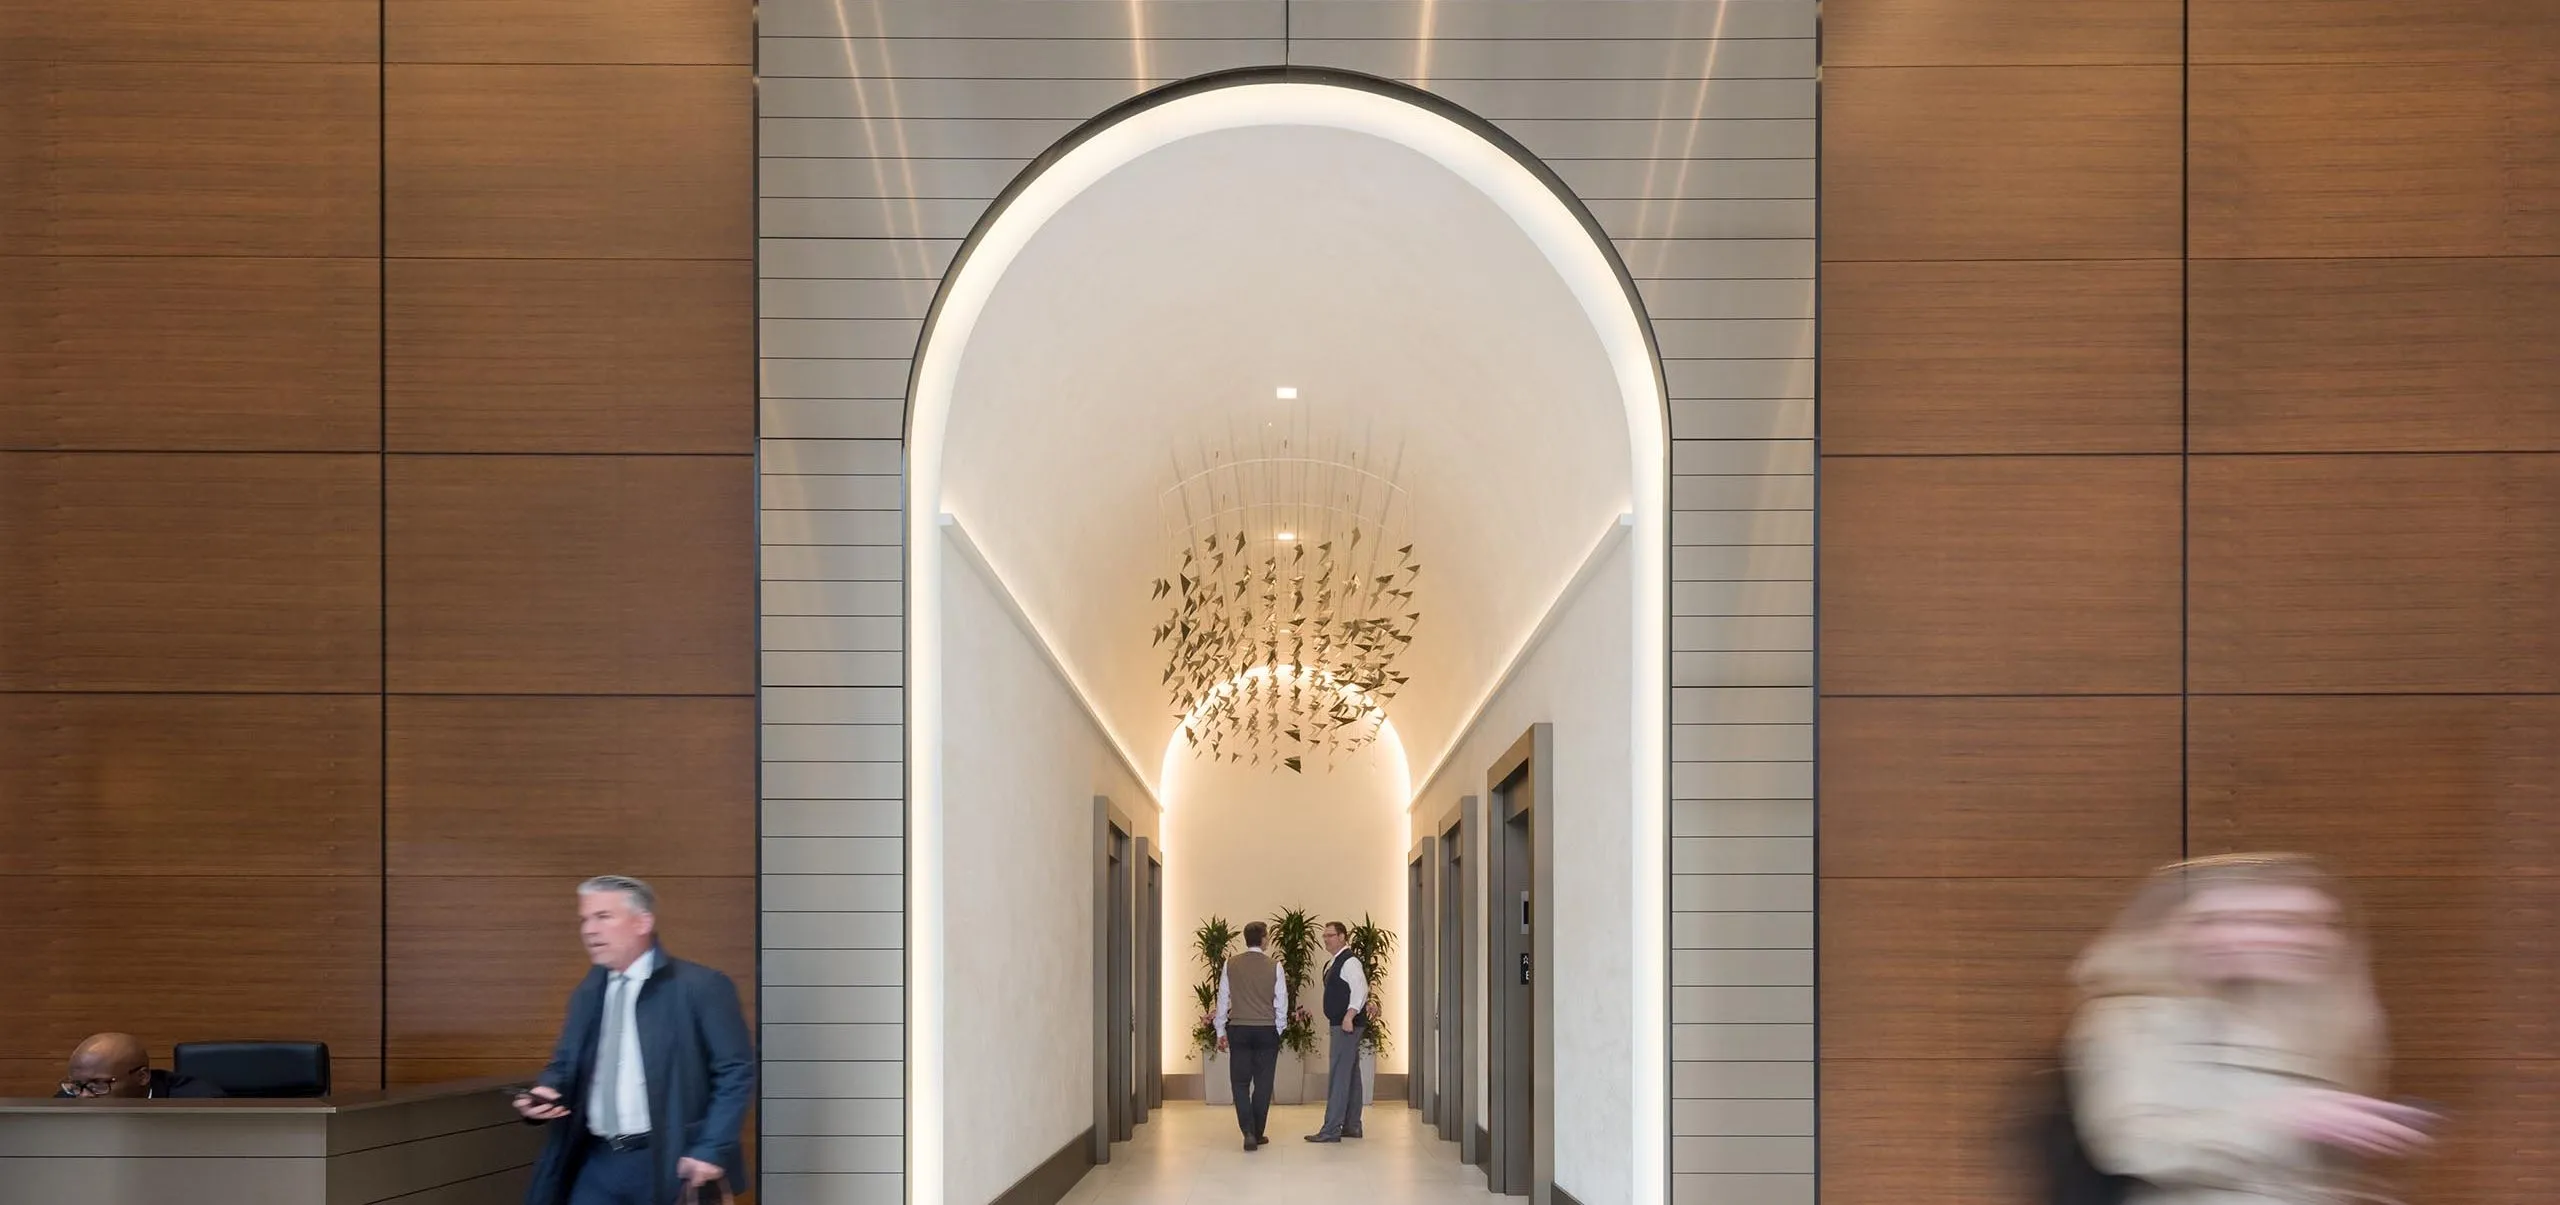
[1144,854,1163,1112]
[1485,726,1551,1201]
[1108,826,1133,1143]
[1490,790,1533,1194]
[1408,846,1431,1112]
[1441,805,1471,1153]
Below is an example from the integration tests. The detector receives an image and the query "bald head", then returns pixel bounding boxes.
[66,1033,152,1098]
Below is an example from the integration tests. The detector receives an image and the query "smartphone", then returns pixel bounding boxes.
[505,1087,568,1110]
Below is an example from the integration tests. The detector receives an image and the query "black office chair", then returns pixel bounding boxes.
[173,1041,332,1098]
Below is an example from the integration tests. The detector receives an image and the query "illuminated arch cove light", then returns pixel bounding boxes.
[907,80,1670,1204]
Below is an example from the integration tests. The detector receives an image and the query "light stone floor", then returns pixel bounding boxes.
[1058,1100,1510,1204]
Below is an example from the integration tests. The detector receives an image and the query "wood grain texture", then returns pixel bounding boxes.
[1823,0,2180,67]
[388,695,754,876]
[1820,697,2183,880]
[1821,260,2182,454]
[384,454,754,695]
[2164,865,2542,1064]
[0,876,382,1074]
[2191,0,2560,66]
[387,0,749,65]
[2188,256,2560,453]
[2190,63,2560,259]
[1820,1057,2039,1205]
[387,258,752,454]
[1819,456,2183,696]
[0,694,380,877]
[1819,877,2124,1061]
[1822,66,2180,261]
[0,453,382,692]
[2391,1060,2560,1205]
[385,875,755,1065]
[2190,695,2559,879]
[2358,876,2560,1062]
[0,63,378,257]
[385,65,750,259]
[0,256,380,452]
[0,0,378,62]
[2188,454,2560,694]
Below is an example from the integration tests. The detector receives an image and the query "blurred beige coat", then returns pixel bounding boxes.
[2068,856,2391,1205]
[2072,995,2365,1205]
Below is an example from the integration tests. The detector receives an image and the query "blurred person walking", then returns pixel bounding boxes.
[2066,853,2435,1204]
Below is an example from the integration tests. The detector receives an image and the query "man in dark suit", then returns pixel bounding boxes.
[514,876,756,1205]
[55,1033,224,1099]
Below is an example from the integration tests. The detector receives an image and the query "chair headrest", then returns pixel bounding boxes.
[172,1041,331,1098]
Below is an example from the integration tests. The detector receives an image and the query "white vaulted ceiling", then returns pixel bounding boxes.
[939,123,1633,792]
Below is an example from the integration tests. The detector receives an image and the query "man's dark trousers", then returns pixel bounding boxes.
[565,1139,652,1205]
[1228,1025,1282,1140]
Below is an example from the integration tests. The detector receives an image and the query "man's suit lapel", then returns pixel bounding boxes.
[570,967,609,1105]
[636,958,678,1125]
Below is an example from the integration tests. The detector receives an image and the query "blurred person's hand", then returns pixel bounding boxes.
[513,1085,568,1121]
[2288,1089,2434,1158]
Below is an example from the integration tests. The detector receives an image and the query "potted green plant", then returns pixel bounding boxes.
[1345,913,1398,1104]
[1266,906,1322,1103]
[1190,916,1236,1105]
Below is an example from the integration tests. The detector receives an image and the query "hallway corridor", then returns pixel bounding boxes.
[1060,1101,1507,1205]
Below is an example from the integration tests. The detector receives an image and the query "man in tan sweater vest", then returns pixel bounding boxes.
[1214,921,1289,1150]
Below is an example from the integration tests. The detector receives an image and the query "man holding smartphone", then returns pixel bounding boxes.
[513,876,756,1205]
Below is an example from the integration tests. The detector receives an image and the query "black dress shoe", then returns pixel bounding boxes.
[1344,1127,1363,1138]
[1243,1136,1258,1151]
[1253,1135,1270,1149]
[1304,1133,1341,1143]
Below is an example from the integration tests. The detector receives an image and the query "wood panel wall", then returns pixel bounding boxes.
[0,0,752,1097]
[1820,3,2560,1204]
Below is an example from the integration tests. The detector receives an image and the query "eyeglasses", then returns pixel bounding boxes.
[59,1064,146,1097]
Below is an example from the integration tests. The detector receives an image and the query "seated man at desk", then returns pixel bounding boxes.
[54,1033,225,1099]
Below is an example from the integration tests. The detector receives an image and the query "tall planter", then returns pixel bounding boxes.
[1188,915,1236,1108]
[1204,1050,1233,1106]
[1298,1047,1329,1105]
[1270,1050,1307,1105]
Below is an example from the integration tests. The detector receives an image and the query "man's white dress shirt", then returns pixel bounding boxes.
[587,947,656,1137]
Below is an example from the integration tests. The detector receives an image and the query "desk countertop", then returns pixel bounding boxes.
[0,1074,522,1114]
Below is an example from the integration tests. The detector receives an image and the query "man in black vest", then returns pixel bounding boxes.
[1304,921,1368,1143]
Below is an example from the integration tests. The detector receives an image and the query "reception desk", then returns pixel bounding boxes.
[0,1077,544,1205]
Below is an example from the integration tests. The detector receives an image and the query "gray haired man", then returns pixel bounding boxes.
[513,876,756,1205]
